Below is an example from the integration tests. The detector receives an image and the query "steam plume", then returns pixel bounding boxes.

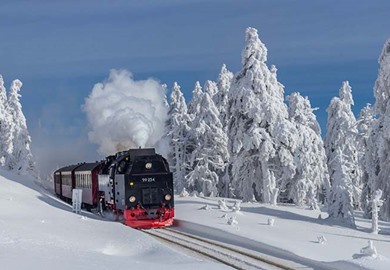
[84,69,168,156]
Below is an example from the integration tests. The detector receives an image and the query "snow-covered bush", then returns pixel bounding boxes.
[232,201,241,212]
[199,204,210,210]
[317,236,327,244]
[218,199,229,211]
[179,188,189,197]
[267,218,275,226]
[227,216,238,225]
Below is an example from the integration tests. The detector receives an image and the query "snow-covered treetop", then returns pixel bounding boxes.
[8,80,24,117]
[188,81,203,115]
[339,81,354,106]
[204,80,218,98]
[287,92,321,135]
[357,104,374,136]
[379,38,390,64]
[0,75,7,114]
[217,64,233,93]
[169,82,188,113]
[241,27,268,68]
[374,38,390,115]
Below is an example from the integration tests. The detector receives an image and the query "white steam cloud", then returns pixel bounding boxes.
[84,69,168,156]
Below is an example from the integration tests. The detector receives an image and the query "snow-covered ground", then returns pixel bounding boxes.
[2,169,390,270]
[0,170,227,270]
[175,195,390,270]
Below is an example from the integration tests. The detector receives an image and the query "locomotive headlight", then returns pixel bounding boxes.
[145,162,152,169]
[129,196,136,203]
[164,194,172,201]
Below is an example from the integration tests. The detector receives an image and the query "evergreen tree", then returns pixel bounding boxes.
[228,27,297,203]
[185,89,229,196]
[368,38,390,220]
[6,79,35,173]
[327,147,356,226]
[325,81,359,225]
[214,65,233,197]
[0,75,9,166]
[204,80,218,99]
[187,81,203,116]
[357,104,375,217]
[214,64,233,132]
[287,92,329,209]
[166,82,190,193]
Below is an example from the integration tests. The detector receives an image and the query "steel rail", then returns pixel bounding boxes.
[143,227,295,270]
[163,227,296,270]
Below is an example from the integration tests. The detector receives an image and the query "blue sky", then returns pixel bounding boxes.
[0,0,389,175]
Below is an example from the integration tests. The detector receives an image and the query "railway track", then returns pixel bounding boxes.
[143,227,299,270]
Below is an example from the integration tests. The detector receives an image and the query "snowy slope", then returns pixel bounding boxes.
[3,168,390,270]
[174,196,390,270]
[0,170,227,270]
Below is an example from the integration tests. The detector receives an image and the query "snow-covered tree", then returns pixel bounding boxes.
[327,147,356,226]
[6,80,35,173]
[287,92,329,209]
[367,38,390,220]
[325,81,359,225]
[185,87,229,196]
[185,82,204,170]
[214,64,233,131]
[214,65,234,197]
[166,82,191,193]
[204,80,218,99]
[356,104,375,217]
[0,75,9,166]
[228,27,297,203]
[371,189,383,234]
[187,81,203,116]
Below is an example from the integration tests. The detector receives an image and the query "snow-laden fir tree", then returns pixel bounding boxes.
[0,75,9,166]
[325,81,359,225]
[204,80,218,99]
[213,65,234,197]
[166,82,191,194]
[185,84,229,196]
[356,104,375,217]
[214,64,233,132]
[185,81,204,172]
[327,148,356,226]
[187,81,203,116]
[6,80,35,173]
[204,79,230,194]
[228,27,297,203]
[287,92,329,209]
[367,38,390,220]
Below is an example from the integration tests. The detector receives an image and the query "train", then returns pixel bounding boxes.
[54,148,174,229]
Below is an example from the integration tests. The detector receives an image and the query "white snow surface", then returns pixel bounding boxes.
[0,170,226,270]
[175,196,390,270]
[2,169,390,270]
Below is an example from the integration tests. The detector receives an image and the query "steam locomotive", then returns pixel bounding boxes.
[54,148,174,229]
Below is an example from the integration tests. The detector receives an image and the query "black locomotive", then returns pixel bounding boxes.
[54,148,174,228]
